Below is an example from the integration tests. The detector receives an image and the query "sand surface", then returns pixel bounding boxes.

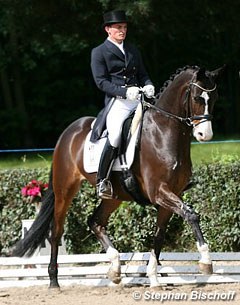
[0,283,239,305]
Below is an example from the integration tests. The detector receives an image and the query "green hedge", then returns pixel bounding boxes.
[0,160,239,255]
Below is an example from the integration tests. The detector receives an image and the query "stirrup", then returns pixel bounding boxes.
[96,179,113,199]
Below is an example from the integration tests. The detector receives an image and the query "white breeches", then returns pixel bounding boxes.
[106,98,139,147]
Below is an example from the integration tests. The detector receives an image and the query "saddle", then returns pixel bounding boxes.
[84,102,151,205]
[84,102,144,173]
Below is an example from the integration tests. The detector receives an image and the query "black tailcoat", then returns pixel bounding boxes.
[91,39,152,105]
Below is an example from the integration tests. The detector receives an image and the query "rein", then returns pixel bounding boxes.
[143,81,217,127]
[143,100,194,126]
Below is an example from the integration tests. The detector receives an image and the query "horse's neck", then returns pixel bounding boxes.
[145,72,193,148]
[156,72,192,115]
[142,71,194,164]
[143,108,191,165]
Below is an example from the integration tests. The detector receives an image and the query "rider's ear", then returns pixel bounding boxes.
[210,65,226,81]
[196,67,206,81]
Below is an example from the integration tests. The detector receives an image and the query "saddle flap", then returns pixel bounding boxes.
[83,124,140,174]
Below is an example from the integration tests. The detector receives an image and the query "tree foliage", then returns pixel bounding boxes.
[0,0,239,148]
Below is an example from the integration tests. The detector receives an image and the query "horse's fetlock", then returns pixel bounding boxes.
[107,246,119,260]
[48,263,58,275]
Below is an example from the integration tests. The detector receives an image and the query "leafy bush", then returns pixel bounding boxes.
[64,181,101,254]
[0,169,47,254]
[0,159,239,255]
[180,159,240,251]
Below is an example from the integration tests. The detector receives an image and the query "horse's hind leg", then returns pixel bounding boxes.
[88,199,122,284]
[48,175,83,289]
[147,207,173,287]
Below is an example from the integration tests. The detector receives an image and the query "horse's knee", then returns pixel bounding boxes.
[187,212,199,224]
[182,205,199,224]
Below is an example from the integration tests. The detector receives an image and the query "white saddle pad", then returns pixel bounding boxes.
[83,125,140,173]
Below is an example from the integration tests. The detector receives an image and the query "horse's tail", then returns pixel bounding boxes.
[12,167,55,257]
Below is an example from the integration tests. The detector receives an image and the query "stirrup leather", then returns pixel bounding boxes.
[96,179,113,199]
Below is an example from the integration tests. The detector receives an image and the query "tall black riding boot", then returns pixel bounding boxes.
[96,139,117,199]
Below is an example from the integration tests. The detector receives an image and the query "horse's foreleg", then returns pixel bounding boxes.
[180,204,212,273]
[155,183,212,275]
[147,207,173,287]
[88,199,122,284]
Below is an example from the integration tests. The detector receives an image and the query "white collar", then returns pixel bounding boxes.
[107,37,125,54]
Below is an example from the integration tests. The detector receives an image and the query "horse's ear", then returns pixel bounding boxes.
[196,67,206,81]
[210,65,226,81]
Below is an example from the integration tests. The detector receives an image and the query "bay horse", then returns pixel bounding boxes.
[12,65,224,288]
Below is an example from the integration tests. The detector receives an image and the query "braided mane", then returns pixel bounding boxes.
[157,65,200,98]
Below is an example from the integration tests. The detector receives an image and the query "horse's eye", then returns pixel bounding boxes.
[194,96,205,104]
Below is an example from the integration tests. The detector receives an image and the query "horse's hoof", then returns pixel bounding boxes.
[48,286,61,294]
[107,268,121,284]
[149,284,161,290]
[48,281,61,292]
[199,262,213,274]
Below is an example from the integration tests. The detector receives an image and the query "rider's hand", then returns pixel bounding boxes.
[143,84,155,98]
[126,86,140,101]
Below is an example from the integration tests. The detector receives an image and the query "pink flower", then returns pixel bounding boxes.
[28,186,41,196]
[21,186,28,196]
[21,179,48,202]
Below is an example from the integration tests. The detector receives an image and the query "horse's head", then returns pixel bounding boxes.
[187,66,225,142]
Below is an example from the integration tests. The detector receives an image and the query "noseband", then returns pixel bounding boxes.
[144,81,217,127]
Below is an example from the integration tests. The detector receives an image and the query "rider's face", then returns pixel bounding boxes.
[105,23,127,44]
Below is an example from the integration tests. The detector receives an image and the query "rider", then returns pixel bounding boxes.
[91,10,155,199]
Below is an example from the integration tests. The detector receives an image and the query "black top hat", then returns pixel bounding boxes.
[103,10,127,26]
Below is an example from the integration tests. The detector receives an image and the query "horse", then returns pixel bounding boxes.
[12,65,224,289]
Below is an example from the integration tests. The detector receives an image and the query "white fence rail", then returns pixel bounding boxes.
[1,252,240,288]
